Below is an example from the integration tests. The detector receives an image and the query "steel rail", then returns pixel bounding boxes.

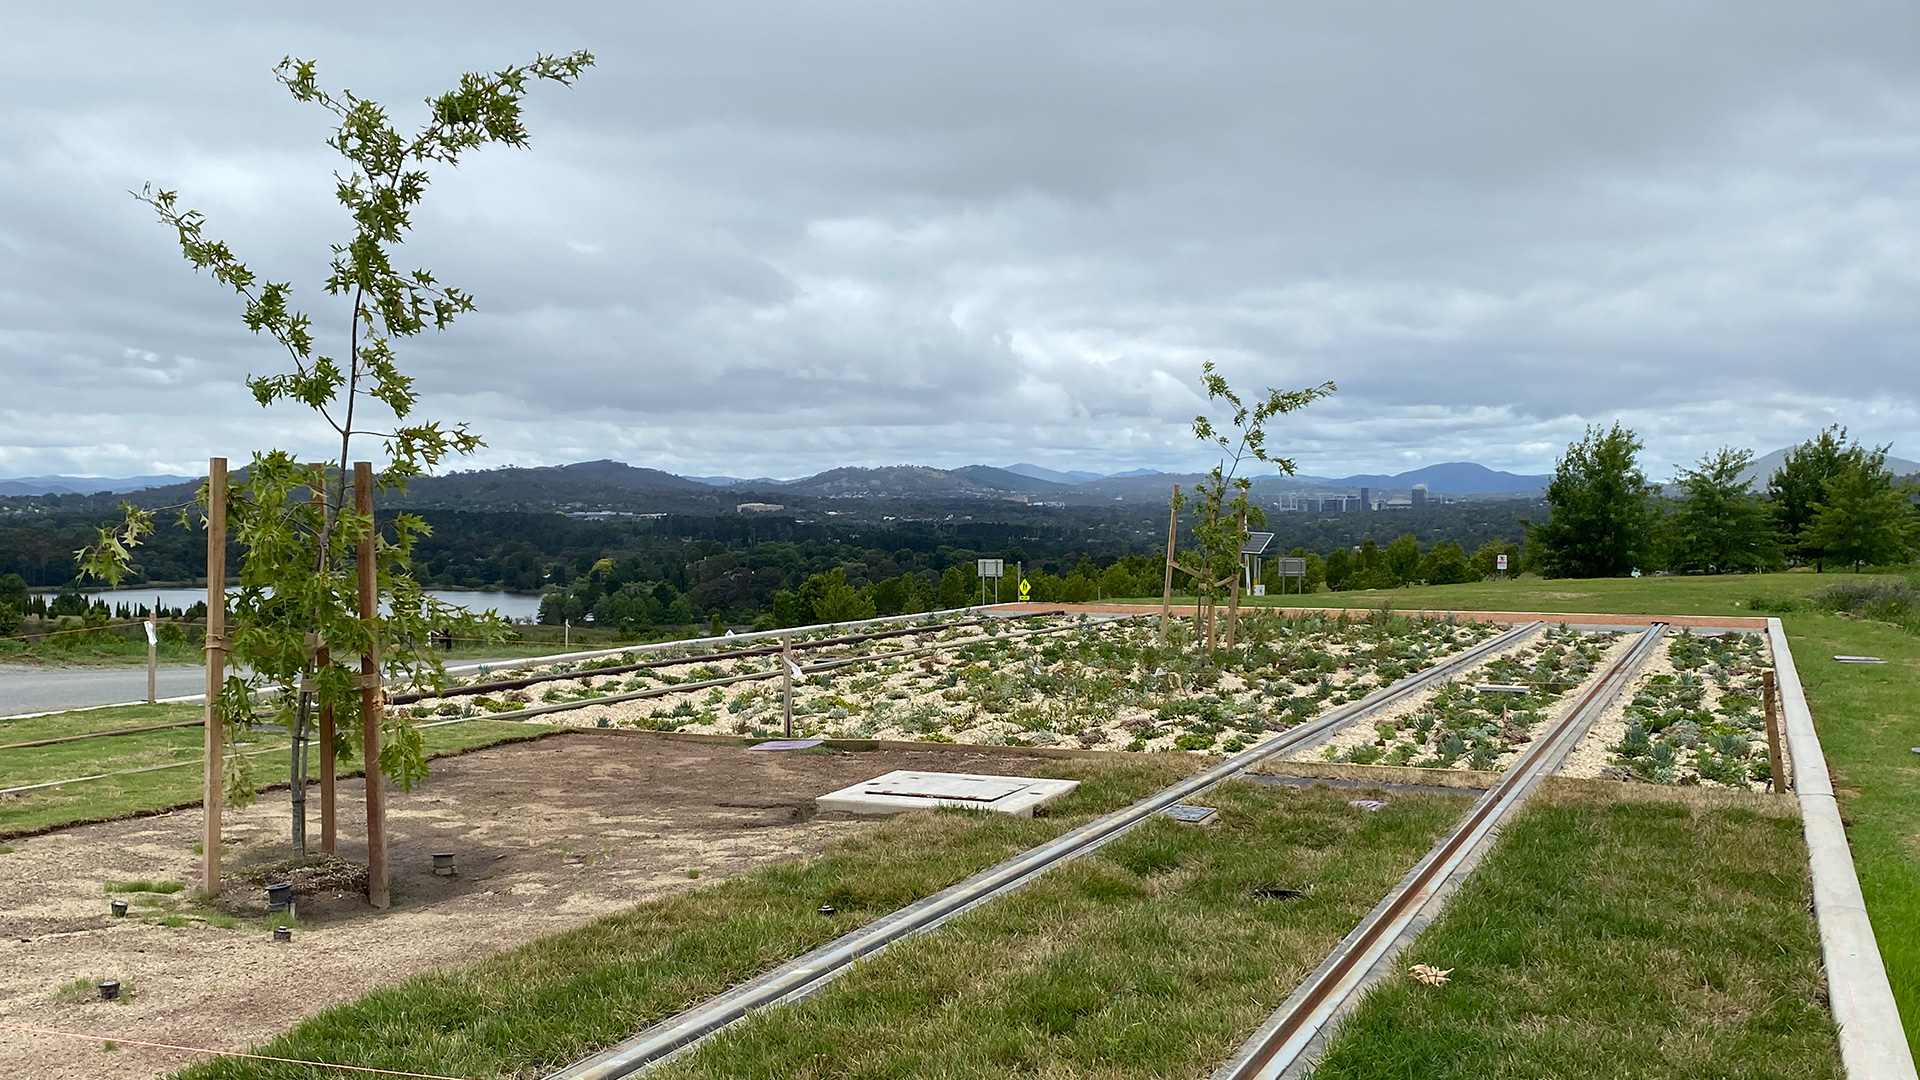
[543,619,1544,1080]
[418,617,1120,727]
[388,617,1002,705]
[1209,622,1669,1080]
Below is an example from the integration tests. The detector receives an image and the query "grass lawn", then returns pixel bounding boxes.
[169,757,1207,1080]
[655,781,1468,1080]
[0,702,555,837]
[1309,784,1840,1079]
[1180,571,1918,1052]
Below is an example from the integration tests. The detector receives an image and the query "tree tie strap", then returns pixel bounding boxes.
[350,672,385,691]
[203,634,232,653]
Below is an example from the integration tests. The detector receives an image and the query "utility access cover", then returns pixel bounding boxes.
[817,770,1079,818]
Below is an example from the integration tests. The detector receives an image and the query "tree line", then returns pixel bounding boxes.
[1528,424,1916,576]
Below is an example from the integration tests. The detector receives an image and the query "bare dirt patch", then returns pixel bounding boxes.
[0,731,1088,1080]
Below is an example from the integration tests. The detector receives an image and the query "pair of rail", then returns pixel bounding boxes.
[549,619,1667,1079]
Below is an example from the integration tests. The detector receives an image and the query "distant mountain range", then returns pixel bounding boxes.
[7,446,1910,509]
[0,473,195,497]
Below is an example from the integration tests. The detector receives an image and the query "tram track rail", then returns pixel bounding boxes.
[542,619,1545,1080]
[1209,622,1669,1080]
[414,615,1122,727]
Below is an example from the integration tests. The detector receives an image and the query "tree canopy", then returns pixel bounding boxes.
[1530,423,1656,578]
[1668,447,1779,573]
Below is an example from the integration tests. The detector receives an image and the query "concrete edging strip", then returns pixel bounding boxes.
[1768,617,1916,1079]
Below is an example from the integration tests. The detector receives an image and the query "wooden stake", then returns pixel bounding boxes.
[355,462,389,909]
[1762,669,1786,794]
[201,457,227,898]
[1159,487,1178,647]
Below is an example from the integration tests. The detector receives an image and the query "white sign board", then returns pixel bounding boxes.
[977,558,1004,578]
[1252,584,1267,596]
[1496,554,1508,572]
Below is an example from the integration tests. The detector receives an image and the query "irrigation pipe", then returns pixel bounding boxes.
[543,619,1543,1080]
[1210,623,1669,1080]
[1767,618,1917,1080]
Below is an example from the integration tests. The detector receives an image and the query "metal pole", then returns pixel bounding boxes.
[318,643,335,854]
[201,458,227,897]
[782,635,795,738]
[355,462,390,909]
[145,601,157,705]
[1160,487,1178,646]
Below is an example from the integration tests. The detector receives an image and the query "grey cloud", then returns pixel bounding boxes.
[1,0,1913,481]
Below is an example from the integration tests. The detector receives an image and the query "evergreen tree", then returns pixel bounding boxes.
[1530,423,1656,578]
[1668,447,1780,573]
[1384,533,1422,585]
[1767,425,1852,570]
[1418,540,1472,585]
[1804,450,1915,570]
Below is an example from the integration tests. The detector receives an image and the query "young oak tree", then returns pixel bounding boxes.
[1170,362,1334,651]
[81,52,594,854]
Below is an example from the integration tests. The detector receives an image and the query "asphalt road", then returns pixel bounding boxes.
[0,657,536,717]
[0,664,208,716]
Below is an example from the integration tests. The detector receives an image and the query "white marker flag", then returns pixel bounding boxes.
[144,621,157,646]
[785,657,807,683]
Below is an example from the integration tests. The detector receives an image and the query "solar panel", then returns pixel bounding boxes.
[1240,532,1275,554]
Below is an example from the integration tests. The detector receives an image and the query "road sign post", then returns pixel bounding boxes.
[976,559,1004,606]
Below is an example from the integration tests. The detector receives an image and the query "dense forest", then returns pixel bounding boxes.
[0,493,1544,630]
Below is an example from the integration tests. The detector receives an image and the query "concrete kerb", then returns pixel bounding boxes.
[1768,617,1916,1080]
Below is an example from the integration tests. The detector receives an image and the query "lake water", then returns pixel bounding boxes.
[32,587,548,622]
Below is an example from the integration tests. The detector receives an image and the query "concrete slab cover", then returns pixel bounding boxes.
[747,739,825,751]
[816,770,1079,817]
[866,774,1031,801]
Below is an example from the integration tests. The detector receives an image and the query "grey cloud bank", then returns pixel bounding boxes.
[1,1,1913,481]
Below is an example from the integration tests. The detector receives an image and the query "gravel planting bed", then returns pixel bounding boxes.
[394,612,1506,756]
[1562,629,1778,790]
[1307,625,1631,773]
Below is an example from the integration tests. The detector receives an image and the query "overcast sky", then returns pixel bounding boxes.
[2,1,1913,481]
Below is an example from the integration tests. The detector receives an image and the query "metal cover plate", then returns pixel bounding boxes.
[864,773,1029,802]
[1163,804,1218,824]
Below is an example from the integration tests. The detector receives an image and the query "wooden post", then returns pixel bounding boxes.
[1159,487,1178,646]
[201,458,227,897]
[355,462,389,909]
[1762,670,1786,793]
[782,635,795,738]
